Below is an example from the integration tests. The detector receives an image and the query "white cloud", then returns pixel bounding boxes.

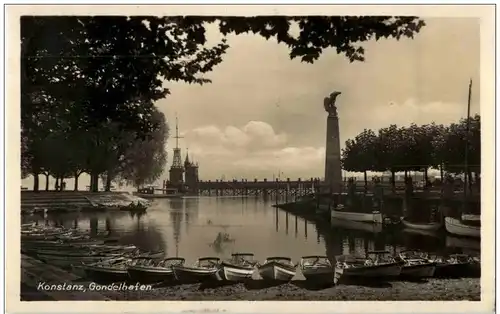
[179,121,324,180]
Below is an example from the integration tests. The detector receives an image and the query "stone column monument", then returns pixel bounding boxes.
[323,91,343,194]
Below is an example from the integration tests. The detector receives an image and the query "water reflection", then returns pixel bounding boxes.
[21,197,479,263]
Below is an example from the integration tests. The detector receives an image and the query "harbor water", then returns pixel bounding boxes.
[21,196,480,266]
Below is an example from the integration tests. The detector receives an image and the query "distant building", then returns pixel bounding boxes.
[184,153,199,194]
[166,118,199,194]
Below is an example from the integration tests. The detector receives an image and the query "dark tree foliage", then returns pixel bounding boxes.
[434,115,481,175]
[342,116,481,189]
[21,15,426,191]
[341,129,378,188]
[214,16,425,63]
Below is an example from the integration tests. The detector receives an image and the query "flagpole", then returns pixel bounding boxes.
[464,79,472,200]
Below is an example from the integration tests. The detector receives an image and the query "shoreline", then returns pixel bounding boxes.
[22,278,480,301]
[21,253,480,301]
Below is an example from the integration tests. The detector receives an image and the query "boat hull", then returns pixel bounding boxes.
[172,266,217,283]
[329,209,383,224]
[400,263,436,278]
[218,262,255,281]
[433,262,471,278]
[36,254,118,268]
[301,266,334,283]
[83,266,129,283]
[445,217,480,238]
[334,262,402,285]
[446,236,481,251]
[258,262,296,281]
[127,266,175,283]
[401,219,442,231]
[331,218,383,233]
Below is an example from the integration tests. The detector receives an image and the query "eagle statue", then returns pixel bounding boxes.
[323,91,342,117]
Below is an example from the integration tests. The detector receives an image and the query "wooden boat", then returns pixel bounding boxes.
[401,219,442,231]
[446,235,480,251]
[430,254,480,278]
[461,214,480,222]
[257,257,296,281]
[402,227,440,238]
[395,251,436,278]
[127,257,186,283]
[38,253,122,268]
[218,253,257,281]
[444,217,480,238]
[22,240,107,250]
[21,222,36,229]
[83,258,131,283]
[27,243,132,256]
[334,251,403,285]
[299,256,334,282]
[172,257,220,283]
[330,206,383,224]
[468,255,481,278]
[30,247,115,256]
[130,249,165,259]
[331,218,383,233]
[21,232,72,241]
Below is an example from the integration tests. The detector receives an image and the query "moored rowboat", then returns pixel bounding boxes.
[401,219,442,231]
[172,257,220,283]
[396,251,436,278]
[218,253,257,281]
[334,251,403,285]
[127,257,185,283]
[257,257,296,281]
[329,207,383,224]
[82,258,131,283]
[444,217,480,238]
[299,256,334,283]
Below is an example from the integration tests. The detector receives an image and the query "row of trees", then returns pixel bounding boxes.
[21,16,425,192]
[341,115,481,187]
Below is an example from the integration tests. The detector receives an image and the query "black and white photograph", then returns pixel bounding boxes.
[6,3,495,312]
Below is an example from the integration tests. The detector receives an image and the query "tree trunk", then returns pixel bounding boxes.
[44,173,49,191]
[90,173,99,192]
[60,178,65,191]
[467,170,473,192]
[424,167,428,183]
[105,174,112,192]
[363,171,368,193]
[54,177,59,191]
[440,164,444,181]
[33,173,39,192]
[105,218,111,233]
[404,170,408,181]
[74,172,80,191]
[391,170,396,192]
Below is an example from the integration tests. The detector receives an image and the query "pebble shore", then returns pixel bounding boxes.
[93,278,480,301]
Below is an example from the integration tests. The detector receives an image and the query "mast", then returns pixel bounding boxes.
[174,116,183,149]
[463,79,472,199]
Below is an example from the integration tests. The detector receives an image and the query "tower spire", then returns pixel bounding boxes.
[184,148,190,165]
[173,114,184,149]
[170,114,184,170]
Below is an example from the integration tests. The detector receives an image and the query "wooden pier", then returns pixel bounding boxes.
[197,178,321,197]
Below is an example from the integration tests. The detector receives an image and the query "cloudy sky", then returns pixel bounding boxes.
[20,16,481,189]
[159,17,480,181]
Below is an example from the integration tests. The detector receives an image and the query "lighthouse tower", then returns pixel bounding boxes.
[169,117,184,189]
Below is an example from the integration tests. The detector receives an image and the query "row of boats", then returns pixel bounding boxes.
[321,204,481,238]
[21,223,480,286]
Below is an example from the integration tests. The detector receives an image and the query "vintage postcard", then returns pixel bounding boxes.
[5,3,495,314]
